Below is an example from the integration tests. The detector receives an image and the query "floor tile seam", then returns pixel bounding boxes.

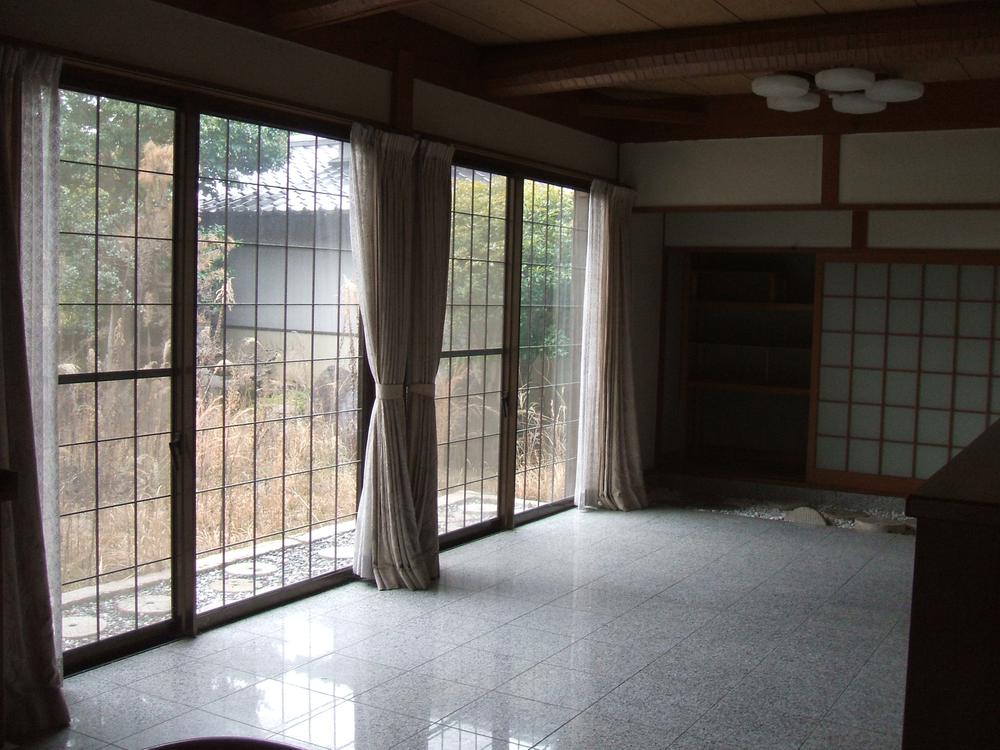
[342,683,487,726]
[523,628,728,742]
[839,612,909,692]
[91,702,202,746]
[813,651,879,728]
[88,655,201,689]
[327,637,462,672]
[54,725,111,746]
[196,688,341,734]
[382,616,505,644]
[125,674,264,709]
[803,716,903,744]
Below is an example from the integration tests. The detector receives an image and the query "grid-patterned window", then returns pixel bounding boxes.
[195,117,359,611]
[816,262,1000,480]
[435,167,507,533]
[57,92,176,649]
[515,180,588,512]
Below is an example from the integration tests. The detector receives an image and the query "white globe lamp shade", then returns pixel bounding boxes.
[867,78,924,103]
[832,92,887,114]
[815,67,875,92]
[767,92,821,112]
[752,74,810,98]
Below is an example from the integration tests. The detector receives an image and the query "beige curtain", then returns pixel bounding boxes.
[0,45,70,741]
[407,140,455,580]
[350,123,429,590]
[574,180,648,511]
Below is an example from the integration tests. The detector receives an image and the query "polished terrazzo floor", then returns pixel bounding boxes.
[28,505,913,749]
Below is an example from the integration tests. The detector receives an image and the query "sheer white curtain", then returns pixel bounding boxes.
[0,44,69,740]
[407,140,454,580]
[350,123,430,590]
[575,180,648,511]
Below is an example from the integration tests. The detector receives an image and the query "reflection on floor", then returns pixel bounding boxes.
[37,506,912,749]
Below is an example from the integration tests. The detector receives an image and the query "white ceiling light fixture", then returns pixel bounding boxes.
[751,73,810,98]
[767,93,821,112]
[867,78,925,103]
[815,67,876,92]
[831,92,887,115]
[752,67,924,115]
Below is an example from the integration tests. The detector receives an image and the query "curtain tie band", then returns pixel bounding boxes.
[376,383,405,400]
[408,383,435,398]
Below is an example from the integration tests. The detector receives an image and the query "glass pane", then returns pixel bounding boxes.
[435,167,509,534]
[515,179,587,513]
[57,90,176,650]
[196,115,358,612]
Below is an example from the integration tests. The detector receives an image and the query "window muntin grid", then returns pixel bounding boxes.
[515,180,588,512]
[816,262,1000,480]
[57,91,175,650]
[435,167,506,533]
[195,117,359,611]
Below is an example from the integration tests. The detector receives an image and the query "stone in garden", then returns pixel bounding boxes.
[784,506,828,526]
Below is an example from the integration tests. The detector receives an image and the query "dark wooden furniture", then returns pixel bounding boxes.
[903,419,1000,749]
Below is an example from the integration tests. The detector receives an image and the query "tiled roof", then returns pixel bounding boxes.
[201,135,349,213]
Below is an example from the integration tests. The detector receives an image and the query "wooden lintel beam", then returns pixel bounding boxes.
[483,2,1000,97]
[273,0,426,32]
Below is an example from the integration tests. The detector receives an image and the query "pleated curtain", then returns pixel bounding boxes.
[0,45,70,741]
[407,140,455,581]
[575,180,648,511]
[350,124,453,589]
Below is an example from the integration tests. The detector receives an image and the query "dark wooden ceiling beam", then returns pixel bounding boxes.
[614,79,1000,142]
[482,2,1000,97]
[272,0,426,32]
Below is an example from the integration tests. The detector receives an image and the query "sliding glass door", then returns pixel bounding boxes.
[55,84,588,660]
[194,117,360,612]
[515,180,589,513]
[57,91,176,649]
[435,167,508,534]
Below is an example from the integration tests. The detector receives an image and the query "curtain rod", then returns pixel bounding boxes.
[2,34,619,190]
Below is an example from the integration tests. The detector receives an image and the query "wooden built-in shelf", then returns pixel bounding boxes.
[682,251,816,484]
[684,446,807,482]
[691,340,811,352]
[687,379,810,396]
[694,300,813,312]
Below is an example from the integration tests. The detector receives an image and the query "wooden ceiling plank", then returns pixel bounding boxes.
[272,0,426,31]
[618,0,739,29]
[715,0,827,21]
[522,0,658,35]
[815,0,915,12]
[400,3,519,44]
[430,0,582,43]
[483,2,1000,96]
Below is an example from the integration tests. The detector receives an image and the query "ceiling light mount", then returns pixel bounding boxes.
[751,67,924,114]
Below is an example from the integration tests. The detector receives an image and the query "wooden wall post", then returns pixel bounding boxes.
[391,49,414,133]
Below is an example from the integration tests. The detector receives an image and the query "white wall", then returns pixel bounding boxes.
[663,210,852,248]
[620,136,823,207]
[841,130,1000,204]
[415,82,617,180]
[2,0,392,123]
[623,127,1000,475]
[869,210,1000,249]
[2,0,617,177]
